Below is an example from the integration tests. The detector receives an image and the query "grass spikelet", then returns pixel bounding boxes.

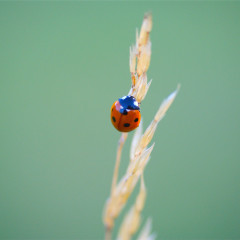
[130,121,143,162]
[129,13,152,102]
[136,219,156,240]
[103,13,179,240]
[139,13,152,46]
[137,42,151,76]
[136,86,180,155]
[117,176,146,240]
[104,144,153,229]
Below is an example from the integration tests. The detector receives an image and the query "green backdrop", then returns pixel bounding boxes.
[0,2,239,239]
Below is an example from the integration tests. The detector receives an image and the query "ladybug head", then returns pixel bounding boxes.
[118,96,140,114]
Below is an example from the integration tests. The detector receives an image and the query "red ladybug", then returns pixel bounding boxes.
[111,96,141,132]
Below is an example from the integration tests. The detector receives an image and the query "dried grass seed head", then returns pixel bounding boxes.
[137,41,152,76]
[139,13,152,46]
[137,218,156,240]
[117,176,147,240]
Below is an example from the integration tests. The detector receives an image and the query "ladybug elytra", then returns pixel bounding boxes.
[111,96,141,132]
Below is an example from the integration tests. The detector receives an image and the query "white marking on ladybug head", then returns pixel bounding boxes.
[134,101,138,107]
[121,96,127,100]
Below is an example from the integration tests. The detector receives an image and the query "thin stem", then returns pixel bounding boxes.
[111,132,128,196]
[105,227,112,240]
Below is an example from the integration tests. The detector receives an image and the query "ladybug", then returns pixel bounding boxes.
[111,96,141,132]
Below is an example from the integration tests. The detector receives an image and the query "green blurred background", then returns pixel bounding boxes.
[0,2,239,239]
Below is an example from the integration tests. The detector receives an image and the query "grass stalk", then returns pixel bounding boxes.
[105,227,112,240]
[103,13,179,240]
[111,133,128,197]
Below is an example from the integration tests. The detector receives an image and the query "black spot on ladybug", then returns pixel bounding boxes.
[124,123,130,127]
[134,118,138,122]
[112,116,116,122]
[112,108,113,112]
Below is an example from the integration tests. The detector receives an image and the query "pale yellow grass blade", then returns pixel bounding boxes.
[137,85,180,153]
[139,13,152,46]
[130,120,143,162]
[137,218,156,240]
[117,176,147,240]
